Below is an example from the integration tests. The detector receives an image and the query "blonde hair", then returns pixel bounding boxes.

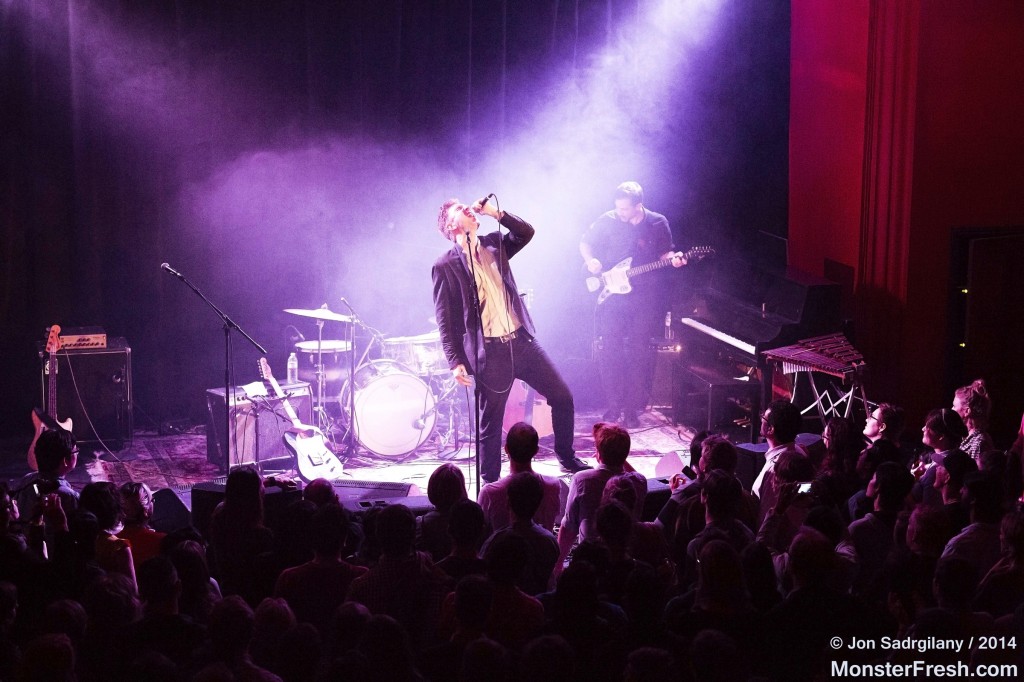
[955,378,991,430]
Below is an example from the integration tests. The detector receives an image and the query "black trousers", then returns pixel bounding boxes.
[595,294,661,413]
[474,333,574,481]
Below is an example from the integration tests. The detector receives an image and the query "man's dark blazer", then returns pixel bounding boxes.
[431,212,537,375]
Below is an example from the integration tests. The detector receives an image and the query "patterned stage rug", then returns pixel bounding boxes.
[82,432,224,492]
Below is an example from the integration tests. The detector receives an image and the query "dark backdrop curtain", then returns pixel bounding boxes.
[0,0,789,436]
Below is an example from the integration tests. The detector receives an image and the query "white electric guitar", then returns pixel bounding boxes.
[257,357,344,482]
[586,246,715,304]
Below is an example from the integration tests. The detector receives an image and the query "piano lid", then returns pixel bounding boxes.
[677,256,842,357]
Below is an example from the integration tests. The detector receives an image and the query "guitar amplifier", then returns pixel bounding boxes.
[39,338,132,448]
[204,382,312,470]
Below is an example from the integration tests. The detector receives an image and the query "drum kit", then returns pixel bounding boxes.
[282,305,467,459]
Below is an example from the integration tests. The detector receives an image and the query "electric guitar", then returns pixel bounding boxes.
[586,246,715,304]
[28,325,74,470]
[257,357,344,482]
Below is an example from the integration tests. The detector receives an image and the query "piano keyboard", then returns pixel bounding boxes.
[679,317,756,356]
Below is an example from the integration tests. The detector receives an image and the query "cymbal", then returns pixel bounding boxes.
[283,307,353,323]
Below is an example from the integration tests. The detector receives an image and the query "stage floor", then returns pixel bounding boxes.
[2,407,702,503]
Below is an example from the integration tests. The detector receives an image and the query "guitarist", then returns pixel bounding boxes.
[579,181,686,428]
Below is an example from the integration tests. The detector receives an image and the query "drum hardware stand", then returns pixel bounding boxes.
[310,316,337,443]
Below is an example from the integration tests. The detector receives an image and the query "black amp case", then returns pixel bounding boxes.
[39,338,133,448]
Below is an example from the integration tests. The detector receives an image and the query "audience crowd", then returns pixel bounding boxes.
[2,378,1024,681]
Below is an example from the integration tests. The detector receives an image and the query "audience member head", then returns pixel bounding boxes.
[33,428,77,476]
[505,422,540,465]
[40,599,87,647]
[15,633,76,682]
[119,481,154,527]
[690,629,745,682]
[953,378,991,432]
[804,506,845,548]
[310,501,349,558]
[137,555,181,611]
[701,469,742,520]
[79,481,124,532]
[595,500,634,552]
[1000,510,1024,564]
[761,400,801,445]
[167,539,212,593]
[905,504,952,557]
[774,451,815,484]
[302,477,340,507]
[600,473,639,512]
[447,498,486,550]
[867,461,914,512]
[506,472,544,522]
[623,647,675,682]
[699,435,738,475]
[275,622,322,682]
[375,504,416,557]
[329,601,370,652]
[922,408,968,451]
[822,416,860,474]
[594,422,631,467]
[932,556,978,610]
[453,574,493,633]
[82,573,141,634]
[933,448,977,496]
[694,539,747,612]
[864,402,905,443]
[554,559,600,618]
[963,471,1004,524]
[252,597,296,667]
[0,483,17,531]
[427,463,468,514]
[787,527,835,588]
[358,614,416,673]
[208,595,255,662]
[485,532,529,587]
[222,465,264,525]
[460,638,511,682]
[521,635,575,682]
[689,430,710,467]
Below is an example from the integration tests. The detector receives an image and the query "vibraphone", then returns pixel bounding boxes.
[762,333,869,423]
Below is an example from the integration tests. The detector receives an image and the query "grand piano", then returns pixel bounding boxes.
[673,256,842,439]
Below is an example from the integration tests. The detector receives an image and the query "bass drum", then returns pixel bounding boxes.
[341,360,436,457]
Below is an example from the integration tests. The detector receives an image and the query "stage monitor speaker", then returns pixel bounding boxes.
[205,382,312,470]
[642,477,673,522]
[39,339,132,448]
[150,487,192,534]
[189,481,303,537]
[734,432,824,491]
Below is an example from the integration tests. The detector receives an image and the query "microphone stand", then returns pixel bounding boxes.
[464,231,482,493]
[163,267,266,470]
[337,298,361,459]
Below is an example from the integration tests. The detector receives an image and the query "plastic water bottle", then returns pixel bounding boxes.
[664,312,674,340]
[286,352,299,384]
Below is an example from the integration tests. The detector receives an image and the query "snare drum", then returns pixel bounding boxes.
[382,330,446,376]
[341,359,436,457]
[294,340,352,400]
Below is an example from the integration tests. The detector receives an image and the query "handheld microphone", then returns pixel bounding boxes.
[475,193,495,211]
[160,263,183,278]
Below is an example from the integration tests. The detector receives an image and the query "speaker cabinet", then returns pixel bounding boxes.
[205,382,312,470]
[189,481,303,537]
[39,339,132,448]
